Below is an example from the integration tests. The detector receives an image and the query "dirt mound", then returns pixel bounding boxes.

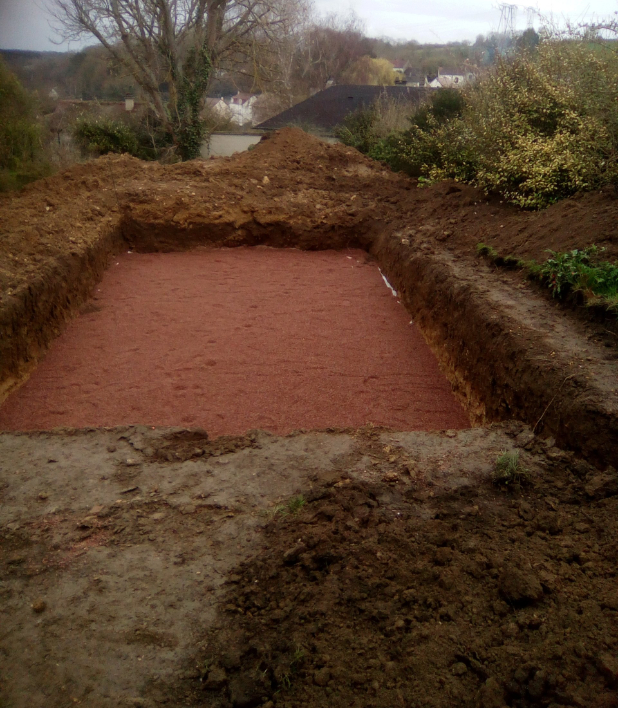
[176,447,618,708]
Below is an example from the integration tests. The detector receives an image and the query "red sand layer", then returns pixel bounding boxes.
[0,248,469,435]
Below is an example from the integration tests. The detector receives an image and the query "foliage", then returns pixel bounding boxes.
[340,39,618,208]
[342,56,396,85]
[73,117,139,156]
[336,88,466,177]
[532,246,618,304]
[73,112,174,160]
[0,58,50,191]
[478,241,618,313]
[476,242,498,258]
[335,107,380,154]
[493,450,530,487]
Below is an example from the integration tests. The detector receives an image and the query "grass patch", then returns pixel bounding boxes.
[492,450,530,488]
[276,646,306,694]
[476,242,498,258]
[267,494,307,519]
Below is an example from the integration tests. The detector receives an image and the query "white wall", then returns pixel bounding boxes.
[201,133,262,158]
[200,132,340,159]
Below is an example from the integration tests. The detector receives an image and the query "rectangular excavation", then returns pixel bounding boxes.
[0,247,469,435]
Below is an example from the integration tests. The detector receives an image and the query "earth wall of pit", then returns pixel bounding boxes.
[0,225,125,402]
[1,216,616,468]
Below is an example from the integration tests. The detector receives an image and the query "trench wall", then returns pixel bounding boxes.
[0,225,125,402]
[1,217,616,469]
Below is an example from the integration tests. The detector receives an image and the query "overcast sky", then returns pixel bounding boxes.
[0,0,616,51]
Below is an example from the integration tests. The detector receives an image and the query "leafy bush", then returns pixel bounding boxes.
[73,114,174,160]
[73,117,140,156]
[0,58,50,190]
[336,89,471,178]
[339,39,618,208]
[533,246,618,306]
[445,41,618,208]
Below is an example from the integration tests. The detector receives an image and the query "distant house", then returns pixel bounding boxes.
[426,67,475,88]
[228,92,258,126]
[404,69,424,87]
[255,84,431,135]
[204,97,230,119]
[390,60,408,85]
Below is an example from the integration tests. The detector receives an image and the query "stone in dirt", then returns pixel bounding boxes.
[476,677,506,708]
[585,468,618,500]
[498,565,544,605]
[31,599,46,613]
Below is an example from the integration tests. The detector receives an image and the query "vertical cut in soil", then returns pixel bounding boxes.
[0,248,469,435]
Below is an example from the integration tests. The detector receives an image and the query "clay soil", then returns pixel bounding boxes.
[1,128,618,708]
[0,248,468,435]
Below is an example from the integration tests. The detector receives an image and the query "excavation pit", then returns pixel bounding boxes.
[0,247,470,435]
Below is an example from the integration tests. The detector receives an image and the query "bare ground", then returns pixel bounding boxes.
[1,128,618,707]
[2,425,618,707]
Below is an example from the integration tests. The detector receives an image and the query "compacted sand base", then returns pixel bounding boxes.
[0,247,468,434]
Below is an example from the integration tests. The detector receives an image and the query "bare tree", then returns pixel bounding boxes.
[47,0,306,158]
[296,13,372,91]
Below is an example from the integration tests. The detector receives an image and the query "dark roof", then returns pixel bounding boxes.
[438,66,467,76]
[256,85,431,132]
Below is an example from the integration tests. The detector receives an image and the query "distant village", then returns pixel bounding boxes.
[193,63,476,129]
[45,60,476,135]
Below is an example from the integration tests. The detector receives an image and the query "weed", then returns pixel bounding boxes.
[493,450,530,488]
[476,242,498,258]
[502,255,521,269]
[266,494,306,519]
[286,495,306,515]
[480,243,618,315]
[274,646,305,694]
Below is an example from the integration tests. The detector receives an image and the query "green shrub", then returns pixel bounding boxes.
[73,117,140,156]
[444,41,618,208]
[73,115,174,160]
[0,58,50,190]
[335,107,381,154]
[340,39,618,208]
[534,246,618,303]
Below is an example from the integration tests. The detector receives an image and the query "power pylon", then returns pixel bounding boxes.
[497,3,518,36]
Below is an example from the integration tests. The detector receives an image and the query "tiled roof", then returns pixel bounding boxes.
[256,85,431,132]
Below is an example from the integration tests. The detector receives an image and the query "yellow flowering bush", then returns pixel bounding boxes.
[446,42,618,207]
[341,40,618,208]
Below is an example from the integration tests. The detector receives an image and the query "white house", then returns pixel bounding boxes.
[204,97,230,118]
[228,93,258,126]
[426,67,475,89]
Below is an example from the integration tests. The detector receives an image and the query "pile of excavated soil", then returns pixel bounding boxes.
[0,248,468,434]
[1,128,617,296]
[165,428,618,708]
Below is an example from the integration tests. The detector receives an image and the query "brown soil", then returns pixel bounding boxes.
[2,425,618,708]
[1,128,618,708]
[0,248,468,434]
[179,432,618,708]
[1,129,616,466]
